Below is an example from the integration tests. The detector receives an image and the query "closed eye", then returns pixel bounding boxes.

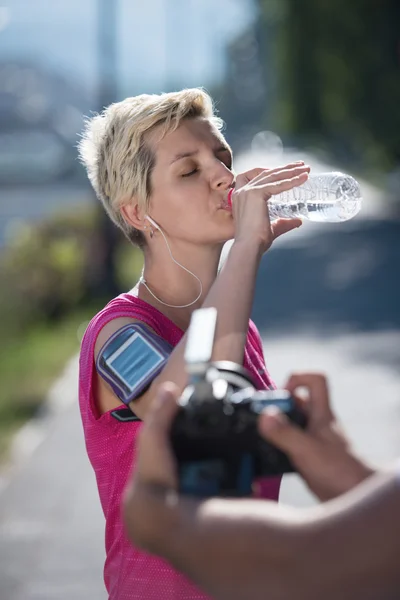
[181,168,198,177]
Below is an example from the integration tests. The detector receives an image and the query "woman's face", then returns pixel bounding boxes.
[145,117,235,245]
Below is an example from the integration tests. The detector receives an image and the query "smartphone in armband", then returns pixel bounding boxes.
[96,323,172,405]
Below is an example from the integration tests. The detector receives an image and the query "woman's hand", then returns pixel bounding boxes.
[259,373,375,501]
[232,162,310,252]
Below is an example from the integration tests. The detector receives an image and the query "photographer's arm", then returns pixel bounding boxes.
[144,468,400,600]
[124,385,400,600]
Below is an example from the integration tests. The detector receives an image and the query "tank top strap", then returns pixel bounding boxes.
[83,293,184,351]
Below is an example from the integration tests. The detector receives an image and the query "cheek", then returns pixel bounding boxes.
[150,180,215,237]
[165,187,209,220]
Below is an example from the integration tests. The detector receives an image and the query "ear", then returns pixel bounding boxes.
[120,200,146,232]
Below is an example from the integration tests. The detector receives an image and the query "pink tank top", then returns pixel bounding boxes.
[79,293,281,600]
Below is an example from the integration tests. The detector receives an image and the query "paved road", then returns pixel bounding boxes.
[0,159,399,598]
[0,357,107,600]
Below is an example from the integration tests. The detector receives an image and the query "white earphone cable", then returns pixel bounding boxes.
[139,219,203,309]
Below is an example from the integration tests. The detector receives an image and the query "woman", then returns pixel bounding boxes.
[78,88,309,600]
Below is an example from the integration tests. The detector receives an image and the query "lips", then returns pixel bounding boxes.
[219,188,233,210]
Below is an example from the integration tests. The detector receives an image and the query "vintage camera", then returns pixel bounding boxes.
[170,308,307,498]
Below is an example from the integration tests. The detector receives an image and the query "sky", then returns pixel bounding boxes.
[0,0,257,100]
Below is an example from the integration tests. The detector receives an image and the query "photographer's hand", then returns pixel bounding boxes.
[258,373,375,501]
[123,377,400,600]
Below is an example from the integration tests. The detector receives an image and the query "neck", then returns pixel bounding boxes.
[139,239,224,327]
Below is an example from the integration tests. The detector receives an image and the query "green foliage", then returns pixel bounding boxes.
[0,209,95,330]
[0,207,143,459]
[259,0,400,172]
[0,207,142,333]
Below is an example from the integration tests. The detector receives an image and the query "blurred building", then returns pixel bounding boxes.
[0,61,88,185]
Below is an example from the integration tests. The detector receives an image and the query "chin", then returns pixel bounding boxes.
[216,227,235,245]
[206,211,234,244]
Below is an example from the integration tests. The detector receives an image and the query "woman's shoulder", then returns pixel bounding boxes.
[80,295,137,346]
[78,295,154,418]
[80,292,183,362]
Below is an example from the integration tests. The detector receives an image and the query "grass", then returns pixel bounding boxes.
[0,304,102,460]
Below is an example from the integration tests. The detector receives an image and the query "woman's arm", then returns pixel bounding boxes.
[95,237,265,417]
[95,165,308,419]
[93,239,263,416]
[153,238,264,385]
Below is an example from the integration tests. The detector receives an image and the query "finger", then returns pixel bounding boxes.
[236,162,305,187]
[236,167,266,187]
[292,393,313,420]
[253,171,309,195]
[250,164,310,187]
[135,383,180,487]
[286,373,334,427]
[258,405,317,460]
[271,218,302,238]
[266,161,306,174]
[249,162,307,184]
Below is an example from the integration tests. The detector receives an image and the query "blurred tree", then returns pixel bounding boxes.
[211,15,271,152]
[258,0,400,171]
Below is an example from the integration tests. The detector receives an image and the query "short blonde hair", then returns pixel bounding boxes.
[78,88,224,247]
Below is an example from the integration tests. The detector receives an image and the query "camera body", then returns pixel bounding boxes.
[171,359,307,497]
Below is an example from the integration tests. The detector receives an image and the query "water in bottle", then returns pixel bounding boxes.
[226,171,362,223]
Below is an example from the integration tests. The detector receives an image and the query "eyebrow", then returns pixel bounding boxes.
[170,145,232,165]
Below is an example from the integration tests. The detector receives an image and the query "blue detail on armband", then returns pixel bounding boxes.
[96,323,172,405]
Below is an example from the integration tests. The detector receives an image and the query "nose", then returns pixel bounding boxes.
[210,160,235,192]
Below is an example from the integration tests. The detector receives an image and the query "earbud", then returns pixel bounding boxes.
[144,214,160,231]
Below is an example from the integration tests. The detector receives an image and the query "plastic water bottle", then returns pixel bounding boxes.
[227,171,362,223]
